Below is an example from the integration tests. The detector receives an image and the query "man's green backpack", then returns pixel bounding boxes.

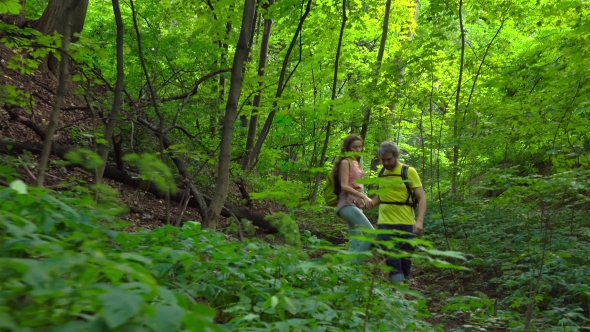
[323,159,351,206]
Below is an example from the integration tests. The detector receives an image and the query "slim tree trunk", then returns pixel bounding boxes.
[239,8,259,130]
[360,0,391,141]
[129,0,171,223]
[242,0,275,171]
[36,4,74,187]
[211,21,233,136]
[246,0,313,170]
[95,0,124,184]
[310,0,346,204]
[204,0,256,229]
[452,0,465,195]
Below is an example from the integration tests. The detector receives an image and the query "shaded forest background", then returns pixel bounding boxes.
[1,0,589,330]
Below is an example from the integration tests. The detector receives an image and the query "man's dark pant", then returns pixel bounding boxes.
[376,224,415,283]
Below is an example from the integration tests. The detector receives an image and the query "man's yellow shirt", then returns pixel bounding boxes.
[378,164,422,225]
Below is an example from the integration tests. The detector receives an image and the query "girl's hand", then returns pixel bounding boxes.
[361,195,373,209]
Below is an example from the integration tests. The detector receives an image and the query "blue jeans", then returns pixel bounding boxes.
[338,206,375,257]
[377,224,415,283]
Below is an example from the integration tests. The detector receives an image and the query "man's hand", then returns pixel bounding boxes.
[413,221,424,234]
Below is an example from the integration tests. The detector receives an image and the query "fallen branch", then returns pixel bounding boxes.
[0,140,279,233]
[31,92,89,111]
[3,107,46,140]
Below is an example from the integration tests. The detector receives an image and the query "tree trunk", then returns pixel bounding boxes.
[242,0,275,171]
[36,4,74,187]
[36,0,89,72]
[452,0,465,195]
[113,134,125,171]
[204,0,256,229]
[129,0,170,223]
[246,0,313,171]
[36,0,88,36]
[310,0,347,205]
[96,0,124,184]
[360,0,391,142]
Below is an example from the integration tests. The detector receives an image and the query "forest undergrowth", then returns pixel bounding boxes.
[1,161,589,331]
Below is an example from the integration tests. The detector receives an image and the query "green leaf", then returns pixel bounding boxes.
[157,286,178,305]
[100,291,143,329]
[9,180,28,194]
[270,295,279,309]
[120,253,152,264]
[51,321,91,332]
[281,296,301,315]
[0,312,18,330]
[154,305,184,331]
[0,0,21,15]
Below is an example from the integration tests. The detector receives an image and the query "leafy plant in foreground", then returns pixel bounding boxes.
[0,180,437,331]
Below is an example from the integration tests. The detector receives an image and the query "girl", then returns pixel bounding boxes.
[333,134,375,255]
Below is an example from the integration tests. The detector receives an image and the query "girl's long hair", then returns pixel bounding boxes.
[332,134,362,176]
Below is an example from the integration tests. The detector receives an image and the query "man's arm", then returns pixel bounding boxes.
[369,195,380,209]
[413,186,426,234]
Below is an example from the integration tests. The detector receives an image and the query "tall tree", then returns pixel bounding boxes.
[360,0,392,142]
[246,0,313,170]
[310,0,347,204]
[35,0,89,71]
[242,0,275,171]
[36,3,75,187]
[451,0,465,195]
[204,0,257,228]
[95,0,124,185]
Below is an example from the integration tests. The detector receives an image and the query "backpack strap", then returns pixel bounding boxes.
[379,164,417,210]
[378,167,402,178]
[334,158,354,195]
[401,165,412,207]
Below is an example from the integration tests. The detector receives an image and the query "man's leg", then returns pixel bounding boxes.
[377,224,406,283]
[398,225,416,281]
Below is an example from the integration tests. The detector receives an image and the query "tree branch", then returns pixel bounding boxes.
[162,68,231,103]
[3,107,46,140]
[0,139,279,233]
[31,92,89,111]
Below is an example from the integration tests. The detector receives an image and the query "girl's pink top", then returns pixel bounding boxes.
[336,158,365,212]
[348,159,364,190]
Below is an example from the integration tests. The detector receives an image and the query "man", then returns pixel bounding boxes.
[371,141,427,283]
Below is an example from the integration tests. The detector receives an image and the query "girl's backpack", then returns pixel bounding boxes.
[323,159,351,206]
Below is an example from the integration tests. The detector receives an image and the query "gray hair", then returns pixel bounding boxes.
[377,141,400,157]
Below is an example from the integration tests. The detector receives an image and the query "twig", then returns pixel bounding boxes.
[20,160,37,181]
[31,92,89,111]
[223,206,244,242]
[174,186,191,227]
[4,107,46,140]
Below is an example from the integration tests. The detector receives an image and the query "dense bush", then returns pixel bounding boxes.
[425,170,590,331]
[0,182,434,331]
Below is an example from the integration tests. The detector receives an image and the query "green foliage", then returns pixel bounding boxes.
[1,85,32,109]
[250,176,309,209]
[0,0,21,15]
[424,169,590,330]
[65,148,104,172]
[123,153,177,194]
[0,183,434,331]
